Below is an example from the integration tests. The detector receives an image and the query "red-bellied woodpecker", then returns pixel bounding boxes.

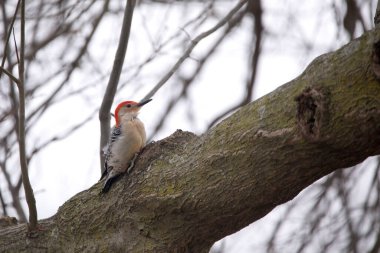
[100,99,152,193]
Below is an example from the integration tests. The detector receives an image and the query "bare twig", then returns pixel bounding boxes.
[149,9,246,138]
[27,110,96,163]
[17,0,38,231]
[207,0,263,129]
[142,0,249,102]
[12,28,20,64]
[0,66,19,85]
[0,189,7,216]
[0,0,110,221]
[99,0,136,174]
[0,0,20,79]
[12,109,97,193]
[246,0,263,100]
[26,0,110,126]
[0,162,27,221]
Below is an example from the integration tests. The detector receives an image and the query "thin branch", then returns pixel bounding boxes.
[0,66,20,85]
[17,0,38,231]
[245,0,263,100]
[25,0,110,127]
[149,9,246,138]
[207,0,263,129]
[0,162,27,222]
[12,28,20,64]
[13,109,96,193]
[142,0,249,102]
[0,0,21,79]
[99,0,136,174]
[27,110,96,164]
[0,0,24,221]
[0,189,7,216]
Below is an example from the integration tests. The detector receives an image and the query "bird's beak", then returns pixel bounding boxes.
[137,98,152,107]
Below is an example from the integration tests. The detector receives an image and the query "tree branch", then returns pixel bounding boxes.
[26,0,110,126]
[2,24,380,253]
[0,162,27,222]
[99,0,136,174]
[0,189,7,216]
[0,66,19,85]
[142,0,249,102]
[17,0,38,231]
[207,0,263,128]
[0,0,20,79]
[149,9,247,138]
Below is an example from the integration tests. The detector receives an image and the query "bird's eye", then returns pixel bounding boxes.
[126,104,132,108]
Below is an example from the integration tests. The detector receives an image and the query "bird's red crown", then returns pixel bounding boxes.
[114,101,138,126]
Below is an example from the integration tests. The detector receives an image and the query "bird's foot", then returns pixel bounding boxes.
[127,153,139,174]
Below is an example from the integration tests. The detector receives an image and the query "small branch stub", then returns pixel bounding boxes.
[295,87,327,141]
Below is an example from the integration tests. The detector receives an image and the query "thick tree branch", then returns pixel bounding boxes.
[2,27,380,252]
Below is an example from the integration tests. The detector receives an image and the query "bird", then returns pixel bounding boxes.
[100,98,152,193]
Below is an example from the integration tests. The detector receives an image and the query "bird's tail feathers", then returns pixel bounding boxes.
[101,173,122,194]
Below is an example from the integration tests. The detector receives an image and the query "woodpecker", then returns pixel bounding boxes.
[100,98,152,193]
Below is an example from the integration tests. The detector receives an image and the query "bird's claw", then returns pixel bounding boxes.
[127,153,139,174]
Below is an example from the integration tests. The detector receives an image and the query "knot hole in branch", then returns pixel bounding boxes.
[295,87,326,141]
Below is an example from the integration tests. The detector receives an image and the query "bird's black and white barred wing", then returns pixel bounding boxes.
[100,125,121,181]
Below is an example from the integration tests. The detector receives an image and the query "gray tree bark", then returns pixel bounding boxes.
[1,27,380,253]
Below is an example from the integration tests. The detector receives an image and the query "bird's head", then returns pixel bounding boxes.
[114,99,152,126]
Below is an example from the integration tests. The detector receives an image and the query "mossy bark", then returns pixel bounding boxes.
[1,28,380,253]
